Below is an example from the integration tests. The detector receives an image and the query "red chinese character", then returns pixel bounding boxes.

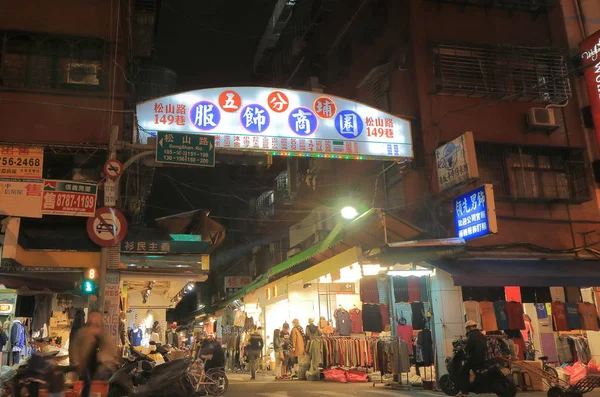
[165,104,175,114]
[215,136,221,146]
[271,138,278,149]
[263,138,270,149]
[1,147,11,154]
[154,103,164,113]
[253,137,260,148]
[308,140,314,151]
[313,97,336,119]
[375,118,384,127]
[218,90,242,112]
[290,139,297,150]
[176,104,186,114]
[243,136,250,147]
[224,136,231,147]
[385,128,394,138]
[299,140,306,151]
[267,91,289,113]
[316,140,323,152]
[325,141,332,152]
[366,117,375,127]
[18,148,29,155]
[345,142,352,152]
[175,116,185,126]
[384,118,394,128]
[281,139,288,150]
[353,142,359,152]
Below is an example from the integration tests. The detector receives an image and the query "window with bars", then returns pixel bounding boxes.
[0,32,105,91]
[426,0,559,12]
[433,44,571,103]
[356,63,391,111]
[475,143,590,203]
[255,190,276,219]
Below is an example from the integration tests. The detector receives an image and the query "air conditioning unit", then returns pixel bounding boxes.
[61,60,101,86]
[526,108,558,132]
[287,247,301,259]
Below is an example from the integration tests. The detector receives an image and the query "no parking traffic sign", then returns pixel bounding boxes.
[86,207,128,247]
[103,160,123,180]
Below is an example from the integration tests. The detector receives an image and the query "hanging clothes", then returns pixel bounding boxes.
[565,303,582,330]
[416,329,434,366]
[32,294,52,332]
[550,287,566,303]
[407,277,421,303]
[360,277,380,304]
[578,302,599,331]
[464,301,481,327]
[349,308,363,333]
[393,277,409,303]
[396,324,413,354]
[479,301,498,331]
[334,309,351,336]
[551,301,569,331]
[535,303,548,319]
[493,301,510,330]
[233,311,246,327]
[565,287,581,304]
[362,304,383,333]
[411,302,425,331]
[420,277,429,302]
[505,301,525,330]
[379,304,390,330]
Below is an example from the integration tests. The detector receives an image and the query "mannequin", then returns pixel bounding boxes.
[130,323,144,347]
[166,322,179,348]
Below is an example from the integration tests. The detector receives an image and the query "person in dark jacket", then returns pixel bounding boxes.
[458,320,488,396]
[246,327,264,380]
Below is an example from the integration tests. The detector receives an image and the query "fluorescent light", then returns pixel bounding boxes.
[341,206,359,220]
[387,270,434,277]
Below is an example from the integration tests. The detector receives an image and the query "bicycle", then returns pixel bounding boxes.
[187,355,229,396]
[539,355,559,388]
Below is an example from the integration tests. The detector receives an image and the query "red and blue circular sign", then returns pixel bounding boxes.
[335,110,363,139]
[288,107,318,137]
[189,101,220,131]
[240,104,270,133]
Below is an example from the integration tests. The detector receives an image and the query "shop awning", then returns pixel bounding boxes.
[0,268,83,294]
[365,238,466,265]
[286,246,361,284]
[430,258,600,287]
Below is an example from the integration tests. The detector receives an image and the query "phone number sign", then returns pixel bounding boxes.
[0,145,44,179]
[42,180,98,217]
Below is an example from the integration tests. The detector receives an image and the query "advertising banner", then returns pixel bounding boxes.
[0,180,43,218]
[435,131,479,192]
[103,271,120,347]
[580,30,600,151]
[0,145,44,180]
[453,184,498,241]
[136,87,413,160]
[41,180,98,217]
[224,276,252,294]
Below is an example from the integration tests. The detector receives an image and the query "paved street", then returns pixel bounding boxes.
[224,373,581,397]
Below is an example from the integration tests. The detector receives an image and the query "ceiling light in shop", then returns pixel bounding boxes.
[387,270,434,277]
[362,264,387,276]
[336,262,362,283]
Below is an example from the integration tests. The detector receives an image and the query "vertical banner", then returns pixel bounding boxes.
[103,271,121,347]
[580,30,600,151]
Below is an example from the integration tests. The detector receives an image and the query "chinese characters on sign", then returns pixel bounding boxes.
[580,30,600,152]
[453,184,498,241]
[42,180,98,217]
[435,131,479,192]
[136,87,413,160]
[156,131,215,167]
[224,276,252,294]
[0,180,43,218]
[0,145,44,179]
[121,240,172,254]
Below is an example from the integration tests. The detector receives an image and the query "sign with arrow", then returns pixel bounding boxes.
[155,131,215,167]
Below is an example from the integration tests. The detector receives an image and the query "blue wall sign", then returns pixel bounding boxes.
[240,104,270,133]
[288,107,318,136]
[453,184,498,241]
[189,101,221,131]
[335,110,363,139]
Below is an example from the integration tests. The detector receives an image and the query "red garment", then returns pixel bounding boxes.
[511,338,525,360]
[552,301,569,331]
[505,301,525,330]
[379,304,390,328]
[349,308,363,333]
[407,277,421,303]
[397,324,414,354]
[360,276,379,303]
[505,287,522,303]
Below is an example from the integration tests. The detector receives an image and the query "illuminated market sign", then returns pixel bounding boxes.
[136,87,413,160]
[453,184,498,241]
[580,30,600,151]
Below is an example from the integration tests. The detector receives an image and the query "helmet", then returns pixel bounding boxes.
[465,320,478,328]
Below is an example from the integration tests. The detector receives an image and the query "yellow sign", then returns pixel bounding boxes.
[0,146,44,179]
[0,304,13,313]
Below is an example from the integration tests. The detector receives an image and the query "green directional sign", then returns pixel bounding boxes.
[156,131,215,167]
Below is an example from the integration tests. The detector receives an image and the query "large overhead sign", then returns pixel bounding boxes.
[580,30,600,152]
[136,87,413,160]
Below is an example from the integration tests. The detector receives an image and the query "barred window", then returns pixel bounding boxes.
[433,44,571,103]
[425,0,559,12]
[476,143,589,203]
[356,63,391,111]
[0,32,105,91]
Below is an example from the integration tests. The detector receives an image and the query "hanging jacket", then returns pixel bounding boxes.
[10,321,25,349]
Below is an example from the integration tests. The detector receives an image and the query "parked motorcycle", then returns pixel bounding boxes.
[439,338,517,397]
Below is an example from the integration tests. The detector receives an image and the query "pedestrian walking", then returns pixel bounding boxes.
[246,326,264,380]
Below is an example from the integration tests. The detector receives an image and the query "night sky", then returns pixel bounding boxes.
[154,0,277,90]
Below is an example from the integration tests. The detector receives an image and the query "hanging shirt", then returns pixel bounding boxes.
[578,302,599,331]
[464,301,481,328]
[536,303,548,319]
[393,277,409,303]
[362,304,383,332]
[360,277,379,304]
[493,301,510,330]
[505,301,525,330]
[511,338,525,360]
[233,311,246,328]
[335,309,351,336]
[565,287,581,304]
[479,301,498,331]
[131,328,143,346]
[411,302,426,331]
[349,308,363,333]
[420,276,428,302]
[407,277,421,303]
[551,301,569,331]
[550,287,566,303]
[566,303,582,330]
[379,304,390,329]
[396,324,414,354]
[505,287,522,303]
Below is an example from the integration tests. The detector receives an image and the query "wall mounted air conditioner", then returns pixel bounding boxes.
[526,107,558,133]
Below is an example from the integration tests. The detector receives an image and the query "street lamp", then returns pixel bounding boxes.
[341,206,359,220]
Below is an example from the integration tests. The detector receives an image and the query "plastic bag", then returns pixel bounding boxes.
[323,369,347,383]
[587,359,600,375]
[564,361,587,385]
[346,370,368,382]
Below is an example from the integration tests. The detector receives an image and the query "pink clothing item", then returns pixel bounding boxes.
[349,308,363,333]
[505,286,522,303]
[380,304,390,328]
[397,324,414,354]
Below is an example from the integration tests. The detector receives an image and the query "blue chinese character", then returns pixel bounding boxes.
[189,101,220,131]
[240,104,270,133]
[335,110,363,139]
[288,107,318,136]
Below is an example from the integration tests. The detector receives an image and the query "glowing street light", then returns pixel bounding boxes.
[341,206,359,220]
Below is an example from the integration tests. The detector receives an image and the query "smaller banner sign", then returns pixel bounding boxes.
[580,30,600,152]
[436,131,479,192]
[224,276,252,294]
[453,184,498,241]
[0,179,43,218]
[42,180,98,217]
[0,145,44,180]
